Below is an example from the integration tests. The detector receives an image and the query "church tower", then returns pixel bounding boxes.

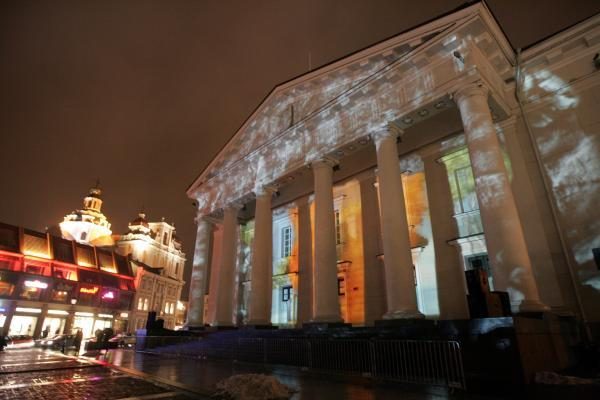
[59,181,114,246]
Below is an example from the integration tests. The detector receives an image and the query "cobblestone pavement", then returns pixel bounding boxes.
[0,349,203,400]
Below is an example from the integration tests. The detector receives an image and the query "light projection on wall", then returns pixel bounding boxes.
[520,54,600,316]
[188,16,497,217]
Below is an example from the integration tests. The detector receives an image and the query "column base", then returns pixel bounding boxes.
[382,309,425,320]
[309,315,344,324]
[516,299,550,313]
[243,323,278,330]
[303,322,350,331]
[210,321,237,329]
[184,325,207,331]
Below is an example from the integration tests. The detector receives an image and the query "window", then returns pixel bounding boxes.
[335,210,342,245]
[138,297,144,310]
[453,166,478,213]
[143,298,149,311]
[281,226,292,258]
[281,286,292,302]
[80,231,87,241]
[337,277,345,296]
[163,232,168,246]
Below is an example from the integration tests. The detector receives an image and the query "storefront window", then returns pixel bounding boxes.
[9,315,38,336]
[19,278,49,301]
[23,262,50,276]
[77,284,100,306]
[119,292,133,310]
[99,288,118,309]
[41,317,66,336]
[73,315,94,337]
[51,281,77,303]
[0,255,20,271]
[52,265,78,281]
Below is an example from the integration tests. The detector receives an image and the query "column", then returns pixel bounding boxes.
[296,197,313,325]
[186,216,213,328]
[213,203,242,326]
[454,82,548,312]
[311,159,342,323]
[358,172,387,324]
[422,152,470,319]
[373,128,424,319]
[248,186,276,325]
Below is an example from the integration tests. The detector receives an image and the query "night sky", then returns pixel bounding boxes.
[1,0,599,299]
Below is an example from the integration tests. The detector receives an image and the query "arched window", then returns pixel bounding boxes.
[163,232,168,245]
[80,231,87,241]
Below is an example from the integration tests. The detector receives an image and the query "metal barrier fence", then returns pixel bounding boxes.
[138,336,465,389]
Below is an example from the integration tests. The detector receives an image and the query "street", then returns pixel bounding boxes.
[0,348,203,400]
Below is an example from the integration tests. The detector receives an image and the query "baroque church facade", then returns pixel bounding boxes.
[60,185,186,331]
[185,4,600,338]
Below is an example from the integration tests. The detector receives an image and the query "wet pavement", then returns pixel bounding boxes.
[0,348,203,400]
[95,349,457,399]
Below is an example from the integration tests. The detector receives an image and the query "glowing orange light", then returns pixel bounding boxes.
[80,286,99,294]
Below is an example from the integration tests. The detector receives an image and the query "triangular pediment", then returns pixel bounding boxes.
[188,2,514,206]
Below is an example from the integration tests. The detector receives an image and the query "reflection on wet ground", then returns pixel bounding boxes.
[93,349,456,400]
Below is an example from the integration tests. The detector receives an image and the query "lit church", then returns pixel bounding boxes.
[60,184,186,331]
[185,3,599,343]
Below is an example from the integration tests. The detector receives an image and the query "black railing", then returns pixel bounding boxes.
[137,335,466,389]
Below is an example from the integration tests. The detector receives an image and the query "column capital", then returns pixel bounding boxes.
[254,184,278,198]
[372,122,404,147]
[311,157,338,170]
[453,82,489,105]
[195,214,219,225]
[224,201,244,211]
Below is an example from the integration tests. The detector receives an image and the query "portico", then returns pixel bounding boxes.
[185,2,594,330]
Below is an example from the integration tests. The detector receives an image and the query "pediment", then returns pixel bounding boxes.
[188,2,515,214]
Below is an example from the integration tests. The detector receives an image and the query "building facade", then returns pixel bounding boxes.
[115,213,186,331]
[0,222,135,339]
[186,4,600,337]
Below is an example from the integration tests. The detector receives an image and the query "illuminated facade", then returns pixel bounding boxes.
[60,183,114,247]
[115,213,186,331]
[186,4,600,337]
[0,222,135,339]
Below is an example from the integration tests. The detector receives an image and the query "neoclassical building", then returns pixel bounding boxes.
[186,3,600,337]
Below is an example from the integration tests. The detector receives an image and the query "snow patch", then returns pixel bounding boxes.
[213,374,293,400]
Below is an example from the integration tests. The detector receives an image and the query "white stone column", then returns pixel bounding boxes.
[311,159,342,323]
[186,216,213,328]
[214,203,242,326]
[373,129,424,319]
[248,186,276,325]
[454,82,548,312]
[422,152,470,319]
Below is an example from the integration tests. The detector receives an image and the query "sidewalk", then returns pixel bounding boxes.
[0,348,204,400]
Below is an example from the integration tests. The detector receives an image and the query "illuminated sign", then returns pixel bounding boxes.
[101,291,115,300]
[48,310,69,316]
[15,307,42,313]
[98,313,113,319]
[75,311,93,317]
[80,286,99,294]
[24,280,48,289]
[119,312,128,318]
